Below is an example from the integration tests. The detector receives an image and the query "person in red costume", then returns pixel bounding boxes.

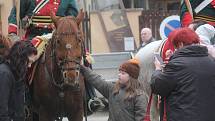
[8,0,78,40]
[180,0,215,27]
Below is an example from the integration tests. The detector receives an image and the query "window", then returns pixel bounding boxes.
[122,0,131,8]
[122,0,145,9]
[95,0,120,11]
[167,2,180,10]
[134,0,144,8]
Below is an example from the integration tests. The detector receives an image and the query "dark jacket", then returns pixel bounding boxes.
[151,45,215,121]
[137,37,156,51]
[0,60,25,121]
[81,67,147,121]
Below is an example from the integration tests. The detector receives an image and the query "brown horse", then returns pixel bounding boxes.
[32,11,85,121]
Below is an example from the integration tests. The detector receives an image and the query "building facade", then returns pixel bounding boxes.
[89,0,180,53]
[0,0,13,35]
[122,0,180,10]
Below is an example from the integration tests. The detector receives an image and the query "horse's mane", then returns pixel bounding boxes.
[55,16,77,35]
[135,40,163,121]
[52,16,84,44]
[135,40,163,95]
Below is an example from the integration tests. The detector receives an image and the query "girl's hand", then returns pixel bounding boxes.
[154,57,162,70]
[165,49,173,60]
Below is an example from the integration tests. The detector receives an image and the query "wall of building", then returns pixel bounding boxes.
[149,0,180,10]
[90,10,142,53]
[0,1,13,35]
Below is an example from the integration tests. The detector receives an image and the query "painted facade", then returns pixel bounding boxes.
[0,0,13,35]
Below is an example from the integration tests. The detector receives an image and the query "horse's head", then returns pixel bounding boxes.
[51,10,84,87]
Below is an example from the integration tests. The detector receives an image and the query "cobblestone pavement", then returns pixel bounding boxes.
[62,111,108,121]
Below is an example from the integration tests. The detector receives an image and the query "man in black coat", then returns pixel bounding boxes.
[151,28,215,121]
[0,41,37,121]
[137,27,156,51]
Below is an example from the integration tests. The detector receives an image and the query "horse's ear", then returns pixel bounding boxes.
[50,11,61,28]
[76,9,84,26]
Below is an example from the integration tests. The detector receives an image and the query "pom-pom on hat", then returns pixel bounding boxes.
[119,58,140,79]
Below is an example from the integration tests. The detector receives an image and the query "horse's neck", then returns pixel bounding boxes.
[43,43,54,70]
[43,42,61,78]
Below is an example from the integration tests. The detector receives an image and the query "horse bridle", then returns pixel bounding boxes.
[50,30,84,89]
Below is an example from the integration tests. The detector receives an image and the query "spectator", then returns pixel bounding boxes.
[138,28,155,50]
[151,28,215,121]
[81,58,147,121]
[180,0,215,27]
[0,41,37,121]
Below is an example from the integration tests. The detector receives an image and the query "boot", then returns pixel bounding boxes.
[88,97,105,112]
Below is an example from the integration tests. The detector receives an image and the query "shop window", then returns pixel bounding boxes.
[167,2,180,10]
[134,0,144,8]
[123,0,145,9]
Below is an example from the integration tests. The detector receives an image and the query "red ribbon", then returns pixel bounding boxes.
[212,0,215,8]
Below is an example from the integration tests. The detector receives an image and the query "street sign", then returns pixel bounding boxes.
[159,15,181,40]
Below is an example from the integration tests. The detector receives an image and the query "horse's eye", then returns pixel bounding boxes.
[77,56,81,60]
[58,57,63,61]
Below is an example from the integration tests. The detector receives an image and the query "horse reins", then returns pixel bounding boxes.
[49,30,84,89]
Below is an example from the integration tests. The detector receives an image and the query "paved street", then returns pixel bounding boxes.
[62,111,108,121]
[84,111,108,121]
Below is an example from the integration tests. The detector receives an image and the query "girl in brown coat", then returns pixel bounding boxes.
[81,58,147,121]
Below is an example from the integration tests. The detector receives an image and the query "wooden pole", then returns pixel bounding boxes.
[184,0,194,21]
[145,0,149,10]
[15,0,21,36]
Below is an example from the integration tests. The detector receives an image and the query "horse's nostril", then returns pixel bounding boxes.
[63,71,67,78]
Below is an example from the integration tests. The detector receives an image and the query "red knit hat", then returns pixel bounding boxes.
[119,58,140,79]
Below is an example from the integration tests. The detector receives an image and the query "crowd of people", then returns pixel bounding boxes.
[152,27,215,121]
[0,0,215,121]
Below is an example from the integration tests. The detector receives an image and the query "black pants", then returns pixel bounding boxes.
[0,79,25,121]
[85,81,96,101]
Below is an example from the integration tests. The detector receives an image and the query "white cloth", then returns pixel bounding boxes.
[195,24,215,45]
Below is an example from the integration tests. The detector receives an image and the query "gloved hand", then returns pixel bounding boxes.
[88,97,105,112]
[7,33,20,42]
[80,64,87,74]
[21,16,30,29]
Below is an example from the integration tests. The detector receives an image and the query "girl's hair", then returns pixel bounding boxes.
[0,33,12,56]
[113,76,142,101]
[6,41,37,79]
[171,28,200,48]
